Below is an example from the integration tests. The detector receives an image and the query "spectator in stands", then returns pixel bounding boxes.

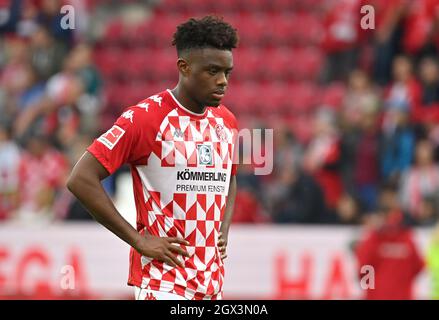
[342,70,380,126]
[380,93,415,184]
[415,56,439,123]
[265,125,326,223]
[267,160,327,224]
[334,193,362,225]
[36,0,73,47]
[303,108,342,211]
[321,0,362,83]
[353,111,381,211]
[30,24,67,81]
[403,0,439,57]
[419,56,439,105]
[13,69,84,146]
[365,0,409,85]
[0,36,30,120]
[15,133,68,224]
[0,122,21,221]
[399,139,439,225]
[63,43,102,133]
[384,55,422,119]
[355,184,424,299]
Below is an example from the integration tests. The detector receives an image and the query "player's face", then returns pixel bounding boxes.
[185,48,233,107]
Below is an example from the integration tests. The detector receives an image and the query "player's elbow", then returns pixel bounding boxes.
[66,172,80,195]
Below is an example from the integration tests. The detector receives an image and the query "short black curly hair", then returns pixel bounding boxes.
[172,15,238,56]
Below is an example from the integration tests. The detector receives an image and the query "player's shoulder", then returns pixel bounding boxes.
[210,104,239,129]
[119,90,173,125]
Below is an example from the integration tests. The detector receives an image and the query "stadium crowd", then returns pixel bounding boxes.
[1,0,439,228]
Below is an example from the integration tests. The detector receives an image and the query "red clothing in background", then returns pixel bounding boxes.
[355,223,424,299]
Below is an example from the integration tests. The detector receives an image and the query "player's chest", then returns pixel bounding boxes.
[153,116,235,168]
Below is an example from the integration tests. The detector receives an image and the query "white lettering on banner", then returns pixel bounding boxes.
[0,225,430,299]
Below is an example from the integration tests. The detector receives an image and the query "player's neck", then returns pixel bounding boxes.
[170,86,206,115]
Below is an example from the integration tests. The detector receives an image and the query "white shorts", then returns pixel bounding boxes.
[134,286,188,300]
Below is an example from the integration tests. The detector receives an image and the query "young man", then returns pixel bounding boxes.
[67,16,239,300]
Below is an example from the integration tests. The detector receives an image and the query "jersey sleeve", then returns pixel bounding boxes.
[224,107,239,176]
[87,107,154,175]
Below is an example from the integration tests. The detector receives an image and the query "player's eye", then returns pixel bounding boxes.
[208,68,219,75]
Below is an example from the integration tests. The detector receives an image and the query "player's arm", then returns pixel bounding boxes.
[67,151,189,267]
[218,175,237,260]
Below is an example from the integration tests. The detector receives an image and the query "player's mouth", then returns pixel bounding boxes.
[211,89,225,100]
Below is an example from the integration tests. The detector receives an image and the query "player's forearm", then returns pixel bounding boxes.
[67,173,143,250]
[220,175,237,237]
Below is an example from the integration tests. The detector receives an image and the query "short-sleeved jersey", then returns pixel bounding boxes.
[87,89,238,300]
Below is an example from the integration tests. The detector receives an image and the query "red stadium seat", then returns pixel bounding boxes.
[101,18,125,46]
[289,48,324,81]
[93,48,124,79]
[288,82,318,114]
[319,83,347,111]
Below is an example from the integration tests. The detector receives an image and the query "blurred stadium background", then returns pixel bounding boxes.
[1,0,439,299]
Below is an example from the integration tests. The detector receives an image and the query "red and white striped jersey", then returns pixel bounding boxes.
[87,89,238,300]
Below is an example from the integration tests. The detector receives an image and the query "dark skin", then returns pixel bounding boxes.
[67,47,237,265]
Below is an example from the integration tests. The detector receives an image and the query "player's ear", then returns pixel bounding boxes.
[177,58,190,76]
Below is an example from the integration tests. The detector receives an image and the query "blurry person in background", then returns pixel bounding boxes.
[0,122,21,221]
[13,69,84,147]
[0,36,30,120]
[268,128,326,224]
[321,0,362,83]
[351,111,381,212]
[36,0,73,47]
[334,193,362,225]
[16,133,68,224]
[426,222,439,300]
[232,163,269,224]
[380,97,415,185]
[267,159,327,224]
[399,139,439,225]
[30,24,67,81]
[419,56,439,106]
[414,56,439,124]
[340,70,380,198]
[63,43,102,133]
[355,184,424,299]
[383,55,422,120]
[303,108,342,213]
[342,69,381,126]
[365,0,409,85]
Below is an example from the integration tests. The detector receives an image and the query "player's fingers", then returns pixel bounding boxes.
[165,249,184,268]
[168,244,190,257]
[219,246,226,252]
[221,253,228,260]
[160,254,177,268]
[166,237,190,245]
